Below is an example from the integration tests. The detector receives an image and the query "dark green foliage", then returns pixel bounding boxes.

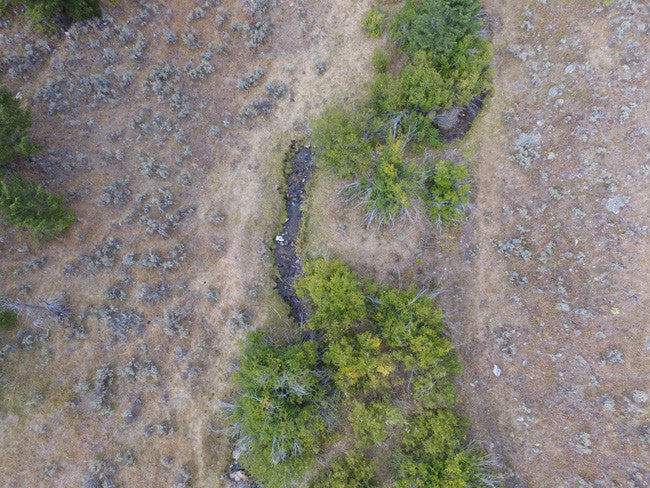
[0,173,76,239]
[232,332,325,486]
[4,1,101,31]
[390,0,481,64]
[0,85,41,166]
[309,452,376,488]
[0,308,18,330]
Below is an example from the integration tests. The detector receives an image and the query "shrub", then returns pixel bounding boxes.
[0,308,18,330]
[372,48,389,74]
[362,5,385,38]
[0,173,76,239]
[419,160,471,226]
[311,107,373,178]
[296,259,367,337]
[349,400,405,447]
[0,85,41,166]
[232,332,325,486]
[324,331,395,393]
[344,137,418,228]
[310,452,376,488]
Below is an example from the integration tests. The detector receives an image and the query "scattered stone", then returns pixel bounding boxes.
[605,195,630,214]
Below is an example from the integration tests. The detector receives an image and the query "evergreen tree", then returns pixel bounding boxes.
[0,85,40,166]
[0,173,76,239]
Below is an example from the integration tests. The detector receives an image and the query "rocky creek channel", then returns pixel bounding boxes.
[273,142,314,323]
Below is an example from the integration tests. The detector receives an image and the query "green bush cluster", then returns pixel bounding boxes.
[232,260,498,486]
[309,452,375,488]
[362,5,386,38]
[311,0,492,227]
[1,1,102,32]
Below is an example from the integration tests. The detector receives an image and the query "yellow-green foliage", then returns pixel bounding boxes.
[362,5,386,38]
[309,452,375,488]
[372,48,389,74]
[419,160,471,227]
[311,107,373,178]
[349,400,405,447]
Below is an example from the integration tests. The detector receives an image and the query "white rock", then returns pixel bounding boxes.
[229,470,248,482]
[275,235,285,243]
[493,364,501,377]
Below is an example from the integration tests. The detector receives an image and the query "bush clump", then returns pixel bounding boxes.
[309,452,375,488]
[232,259,498,487]
[362,5,386,38]
[311,0,493,228]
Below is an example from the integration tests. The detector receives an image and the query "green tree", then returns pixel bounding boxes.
[0,173,76,239]
[4,1,101,31]
[390,0,482,65]
[232,332,325,486]
[0,85,41,166]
